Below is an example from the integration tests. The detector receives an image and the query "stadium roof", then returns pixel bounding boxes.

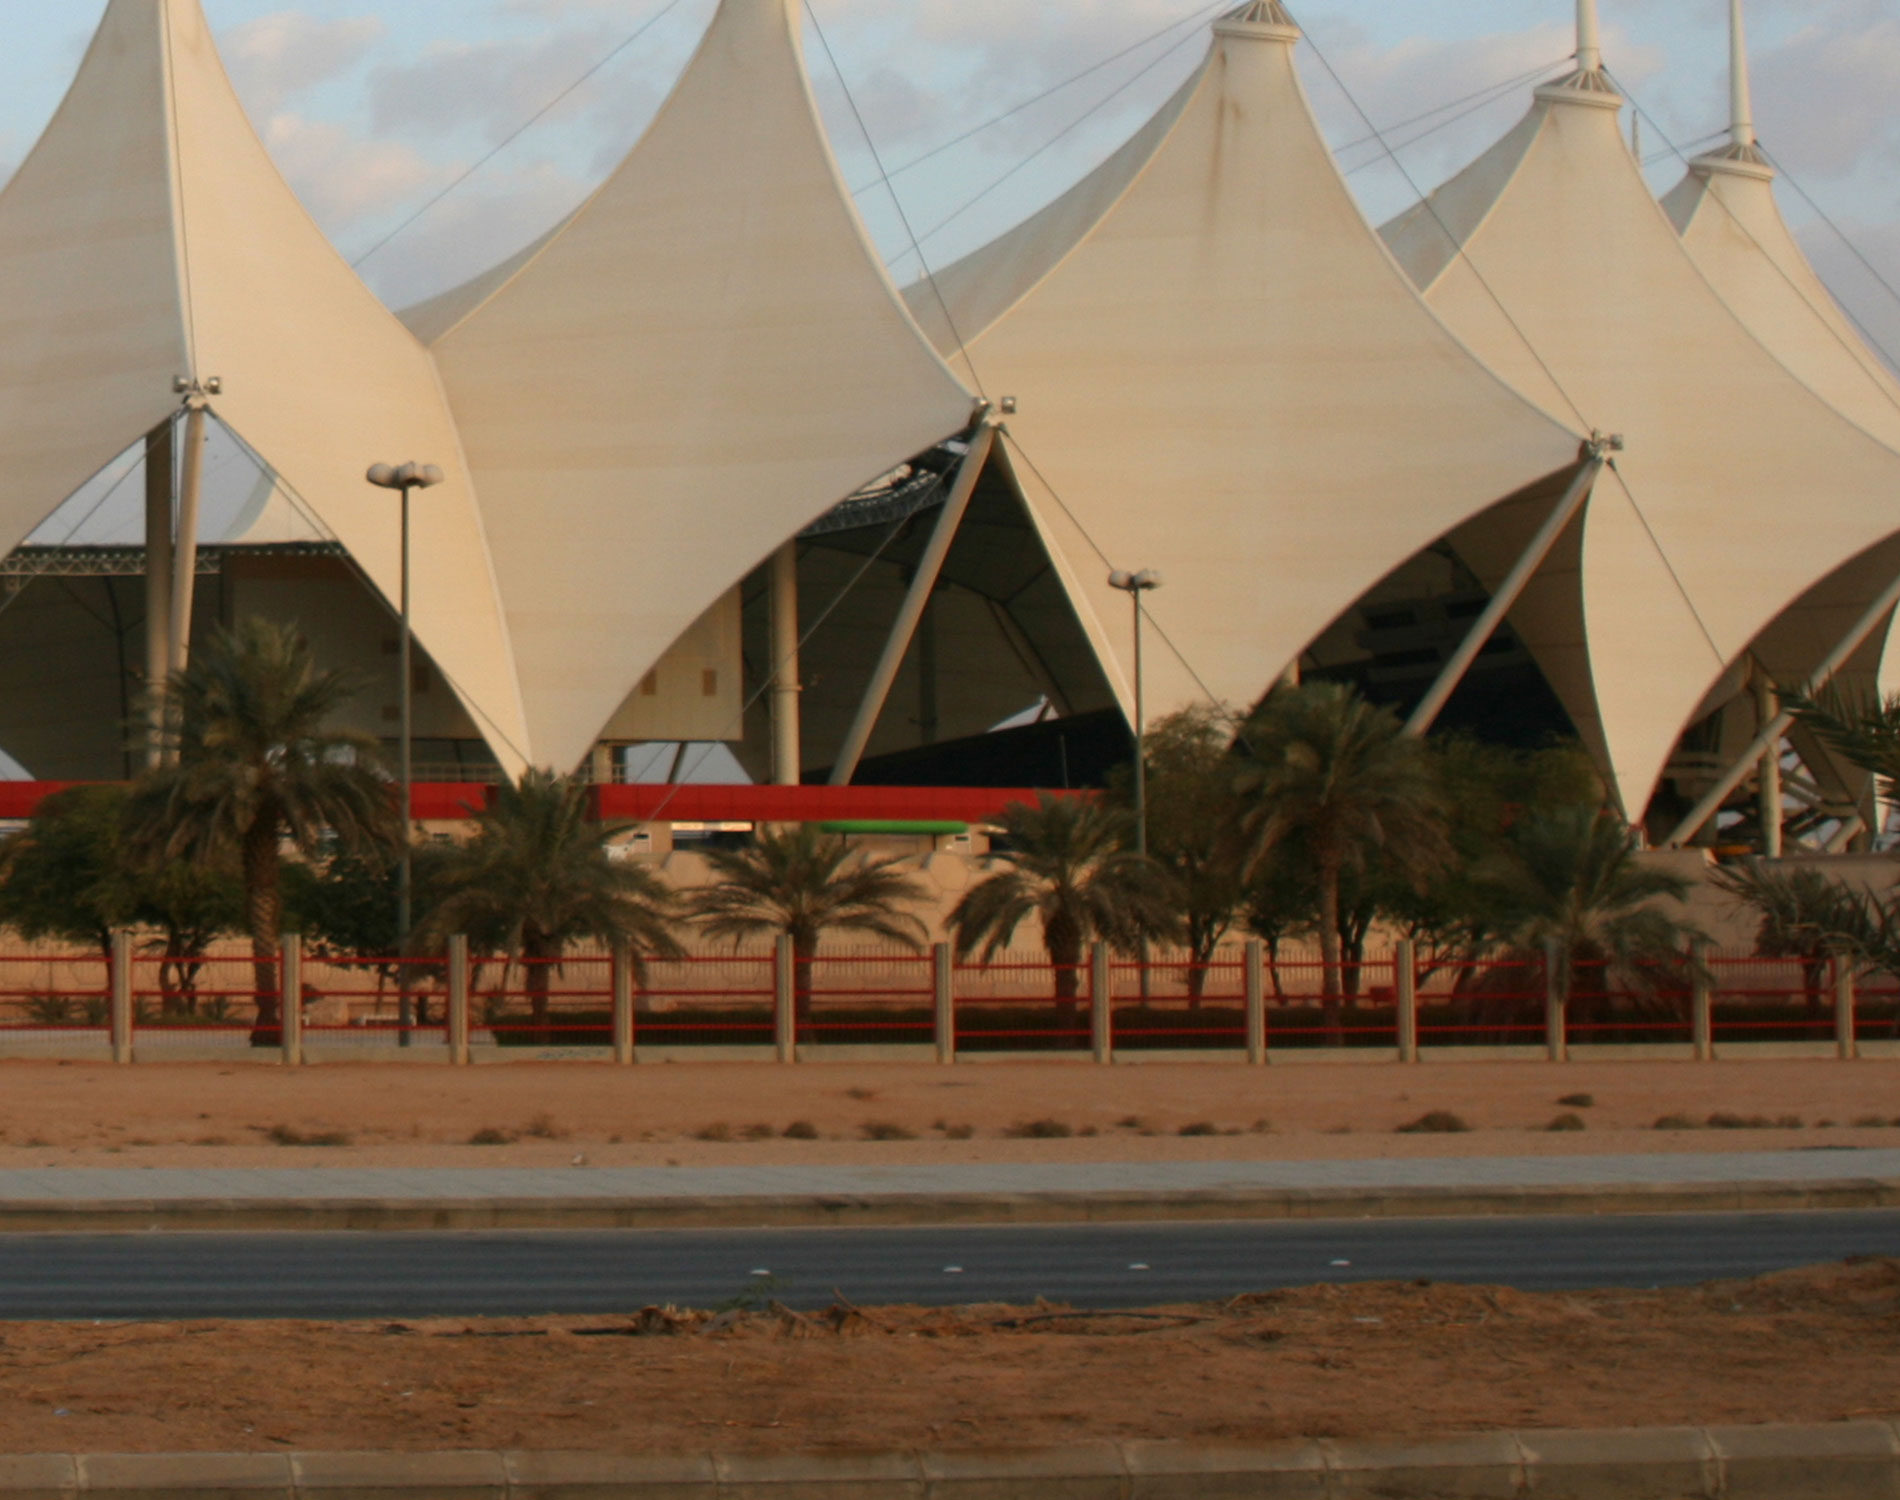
[415,0,977,772]
[0,0,530,771]
[904,2,1585,724]
[1381,0,1900,816]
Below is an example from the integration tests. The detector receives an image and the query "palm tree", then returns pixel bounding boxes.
[422,770,683,1041]
[947,794,1178,1013]
[1782,687,1900,803]
[1482,805,1704,1028]
[126,617,398,1043]
[688,824,929,1040]
[1713,861,1877,1020]
[1235,684,1449,1032]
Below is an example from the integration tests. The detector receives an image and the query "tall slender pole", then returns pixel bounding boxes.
[1132,589,1147,857]
[1575,0,1602,72]
[1729,0,1756,149]
[367,462,442,1048]
[398,483,414,1047]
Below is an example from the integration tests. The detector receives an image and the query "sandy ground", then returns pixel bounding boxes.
[0,1260,1892,1453]
[0,1057,1888,1168]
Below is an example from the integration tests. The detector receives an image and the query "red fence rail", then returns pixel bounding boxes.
[0,940,1878,1061]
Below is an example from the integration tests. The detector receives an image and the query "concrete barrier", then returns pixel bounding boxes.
[0,1176,1896,1234]
[14,1423,1900,1498]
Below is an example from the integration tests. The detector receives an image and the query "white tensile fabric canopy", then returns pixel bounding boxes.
[421,0,977,774]
[905,2,1584,725]
[1662,6,1900,712]
[0,0,531,772]
[1381,24,1900,819]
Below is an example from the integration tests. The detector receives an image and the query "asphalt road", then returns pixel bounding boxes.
[0,1210,1893,1320]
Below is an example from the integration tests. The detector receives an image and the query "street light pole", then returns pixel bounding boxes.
[1109,569,1164,856]
[368,463,445,1045]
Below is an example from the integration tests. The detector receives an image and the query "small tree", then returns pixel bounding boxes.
[1111,706,1251,1001]
[1235,684,1450,1036]
[0,784,243,1016]
[1480,805,1704,1028]
[285,841,456,1023]
[947,794,1178,1013]
[423,770,683,1042]
[689,824,929,1040]
[125,617,399,1044]
[0,785,129,961]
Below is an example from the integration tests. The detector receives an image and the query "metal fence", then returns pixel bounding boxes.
[0,935,1881,1063]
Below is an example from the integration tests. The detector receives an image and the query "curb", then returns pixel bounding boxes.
[0,1178,1895,1233]
[12,1423,1900,1497]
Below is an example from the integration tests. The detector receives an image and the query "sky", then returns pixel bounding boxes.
[3,0,1899,363]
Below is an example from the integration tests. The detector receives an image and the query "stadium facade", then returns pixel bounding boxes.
[0,0,1893,854]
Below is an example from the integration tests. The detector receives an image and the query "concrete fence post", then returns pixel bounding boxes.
[280,934,303,1067]
[612,941,636,1067]
[110,929,134,1066]
[1245,940,1267,1066]
[775,935,796,1064]
[1090,942,1113,1065]
[1836,954,1858,1062]
[1692,941,1714,1062]
[933,944,955,1066]
[1544,939,1568,1063]
[448,936,471,1066]
[1396,940,1419,1065]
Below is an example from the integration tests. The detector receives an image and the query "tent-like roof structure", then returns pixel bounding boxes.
[0,0,530,771]
[419,0,977,773]
[1381,0,1900,816]
[1662,1,1900,454]
[903,2,1585,723]
[1660,0,1900,820]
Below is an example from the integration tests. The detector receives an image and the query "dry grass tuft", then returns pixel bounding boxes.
[1396,1111,1470,1135]
[265,1125,353,1148]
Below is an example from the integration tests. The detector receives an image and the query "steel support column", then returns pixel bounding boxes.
[830,423,995,786]
[771,543,802,788]
[168,397,210,677]
[1665,568,1900,847]
[142,419,174,766]
[1405,451,1607,738]
[1757,670,1783,859]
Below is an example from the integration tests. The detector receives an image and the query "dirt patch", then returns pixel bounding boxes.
[0,1260,1895,1453]
[0,1057,1893,1169]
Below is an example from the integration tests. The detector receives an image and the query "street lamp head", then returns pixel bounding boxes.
[1133,569,1163,592]
[367,462,446,491]
[1109,568,1164,594]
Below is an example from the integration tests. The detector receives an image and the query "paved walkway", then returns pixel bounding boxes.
[0,1149,1893,1203]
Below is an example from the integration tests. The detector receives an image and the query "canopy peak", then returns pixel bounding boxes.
[1214,1,1300,41]
[1541,0,1620,98]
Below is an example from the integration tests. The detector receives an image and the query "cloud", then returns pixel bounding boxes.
[1754,0,1900,178]
[260,113,446,231]
[223,10,385,119]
